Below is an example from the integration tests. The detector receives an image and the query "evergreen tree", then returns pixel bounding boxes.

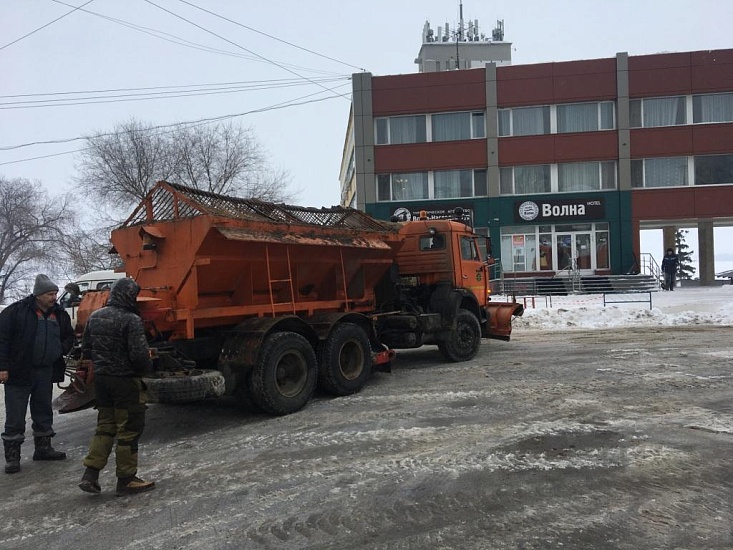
[675,229,696,280]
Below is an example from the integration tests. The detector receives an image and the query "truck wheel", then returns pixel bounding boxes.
[251,332,317,416]
[143,369,225,404]
[438,308,481,362]
[318,323,371,396]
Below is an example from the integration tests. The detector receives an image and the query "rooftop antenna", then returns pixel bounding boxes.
[456,0,464,69]
[458,0,464,42]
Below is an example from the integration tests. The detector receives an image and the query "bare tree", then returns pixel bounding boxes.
[239,167,296,202]
[76,119,177,211]
[57,224,120,276]
[0,177,74,304]
[76,119,294,214]
[171,122,264,196]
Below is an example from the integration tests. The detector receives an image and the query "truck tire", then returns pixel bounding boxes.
[318,323,371,396]
[143,369,225,404]
[250,331,317,416]
[438,308,481,362]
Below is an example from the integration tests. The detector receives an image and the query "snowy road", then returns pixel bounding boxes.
[1,320,733,549]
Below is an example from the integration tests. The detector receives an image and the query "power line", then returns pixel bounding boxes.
[49,0,346,77]
[0,84,351,159]
[0,77,344,100]
[177,0,366,72]
[0,77,350,110]
[142,0,351,102]
[0,0,96,52]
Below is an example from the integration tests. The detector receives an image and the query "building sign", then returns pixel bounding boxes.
[392,205,474,226]
[514,198,605,223]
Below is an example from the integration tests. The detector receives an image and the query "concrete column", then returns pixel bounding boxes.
[351,72,375,211]
[485,63,500,198]
[698,220,715,285]
[616,52,631,192]
[662,227,677,254]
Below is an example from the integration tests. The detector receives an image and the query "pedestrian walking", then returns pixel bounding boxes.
[661,248,680,291]
[78,277,155,496]
[0,274,73,474]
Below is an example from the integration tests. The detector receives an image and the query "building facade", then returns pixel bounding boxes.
[340,49,733,283]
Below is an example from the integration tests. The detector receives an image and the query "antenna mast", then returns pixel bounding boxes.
[456,0,464,69]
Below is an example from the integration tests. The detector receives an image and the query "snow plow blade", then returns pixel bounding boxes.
[52,360,96,413]
[53,381,96,414]
[485,301,524,341]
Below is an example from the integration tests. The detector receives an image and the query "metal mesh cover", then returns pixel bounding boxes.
[123,181,396,232]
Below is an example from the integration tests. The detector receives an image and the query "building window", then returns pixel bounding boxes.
[431,111,486,141]
[498,106,551,136]
[557,101,615,133]
[378,170,486,202]
[629,96,686,128]
[693,93,733,124]
[500,165,551,195]
[434,169,487,198]
[500,231,537,272]
[375,115,427,145]
[500,223,609,273]
[694,154,733,186]
[558,161,616,192]
[630,157,689,188]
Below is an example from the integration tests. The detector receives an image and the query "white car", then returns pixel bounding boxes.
[58,270,126,328]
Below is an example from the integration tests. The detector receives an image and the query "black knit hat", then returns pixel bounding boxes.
[33,274,59,296]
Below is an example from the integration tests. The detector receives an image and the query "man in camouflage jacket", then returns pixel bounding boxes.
[78,277,156,496]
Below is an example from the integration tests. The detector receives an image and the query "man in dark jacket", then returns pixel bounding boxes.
[661,248,680,291]
[0,274,73,474]
[78,277,155,496]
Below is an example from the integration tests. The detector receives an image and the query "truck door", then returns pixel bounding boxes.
[457,235,487,305]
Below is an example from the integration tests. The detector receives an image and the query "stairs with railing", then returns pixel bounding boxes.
[490,253,663,296]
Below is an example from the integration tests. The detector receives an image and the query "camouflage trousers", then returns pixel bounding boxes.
[83,375,147,479]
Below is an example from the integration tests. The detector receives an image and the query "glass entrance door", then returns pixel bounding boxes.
[556,232,594,273]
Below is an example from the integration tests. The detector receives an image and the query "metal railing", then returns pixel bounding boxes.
[637,253,663,290]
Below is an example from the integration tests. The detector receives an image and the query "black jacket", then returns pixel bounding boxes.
[661,254,679,274]
[0,295,74,385]
[82,278,152,377]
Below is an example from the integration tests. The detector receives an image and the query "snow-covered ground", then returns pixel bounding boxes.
[500,284,733,331]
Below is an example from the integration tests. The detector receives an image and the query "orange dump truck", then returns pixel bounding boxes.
[59,181,522,416]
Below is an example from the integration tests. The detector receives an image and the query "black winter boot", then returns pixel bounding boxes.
[4,440,21,474]
[79,466,102,494]
[32,436,66,461]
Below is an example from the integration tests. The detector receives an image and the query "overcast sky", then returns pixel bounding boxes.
[1,0,732,268]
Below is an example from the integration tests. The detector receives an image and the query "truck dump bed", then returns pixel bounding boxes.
[113,181,404,340]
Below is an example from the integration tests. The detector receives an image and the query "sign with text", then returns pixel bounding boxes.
[392,205,474,227]
[514,198,605,223]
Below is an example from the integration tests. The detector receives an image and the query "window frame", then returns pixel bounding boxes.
[630,157,690,189]
[498,105,551,137]
[556,101,616,133]
[374,115,427,145]
[629,95,687,128]
[692,92,733,124]
[377,169,487,202]
[500,161,616,195]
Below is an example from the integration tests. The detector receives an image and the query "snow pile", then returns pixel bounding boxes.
[502,285,733,331]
